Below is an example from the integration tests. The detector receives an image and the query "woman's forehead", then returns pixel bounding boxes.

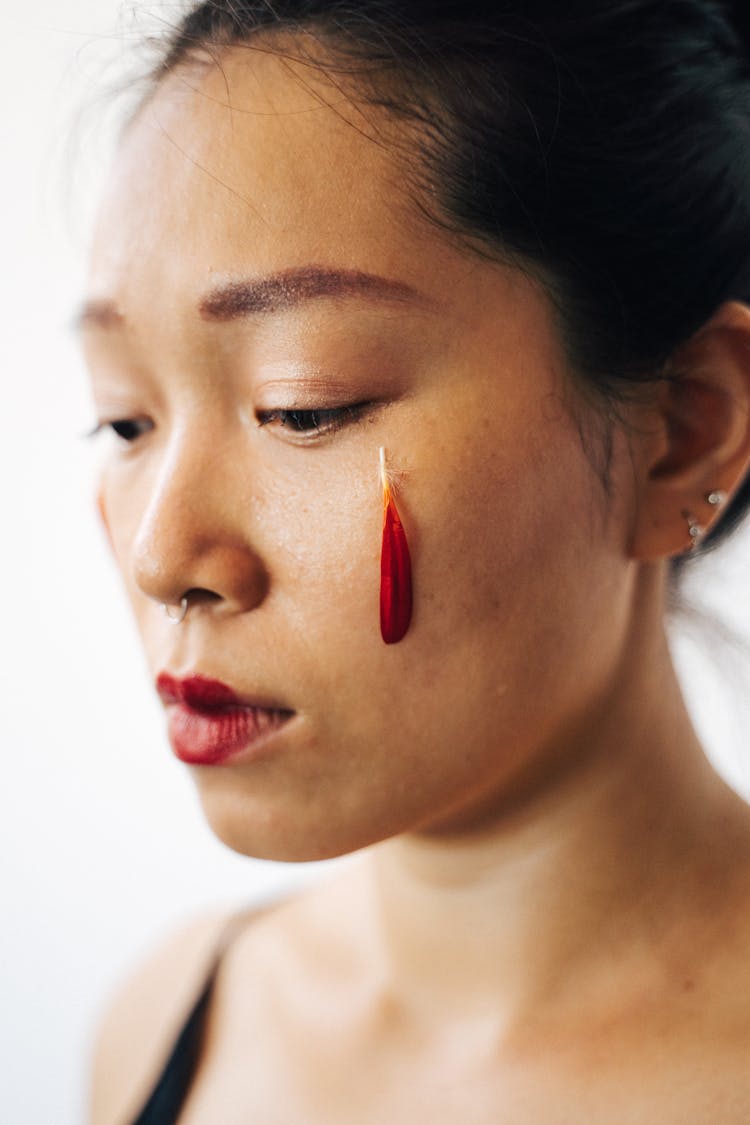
[90,51,433,297]
[87,49,542,340]
[113,50,402,227]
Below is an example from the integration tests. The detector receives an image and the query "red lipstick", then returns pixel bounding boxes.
[156,673,293,766]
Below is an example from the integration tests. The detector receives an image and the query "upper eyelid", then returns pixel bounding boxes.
[86,416,154,442]
[255,402,375,438]
[87,399,380,446]
[256,402,372,420]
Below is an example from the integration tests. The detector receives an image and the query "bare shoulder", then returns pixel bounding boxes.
[87,878,349,1125]
[88,909,235,1125]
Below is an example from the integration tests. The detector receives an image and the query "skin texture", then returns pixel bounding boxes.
[84,47,750,1124]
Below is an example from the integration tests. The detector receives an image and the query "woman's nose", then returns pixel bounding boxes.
[130,435,269,617]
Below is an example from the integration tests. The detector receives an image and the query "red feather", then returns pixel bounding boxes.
[380,489,412,644]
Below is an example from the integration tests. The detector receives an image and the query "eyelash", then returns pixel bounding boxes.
[255,403,371,439]
[87,418,154,443]
[87,404,371,445]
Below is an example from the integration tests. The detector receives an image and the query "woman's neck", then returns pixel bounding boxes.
[361,579,750,1032]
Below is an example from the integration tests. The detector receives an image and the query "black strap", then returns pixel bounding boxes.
[129,910,259,1125]
[130,968,217,1125]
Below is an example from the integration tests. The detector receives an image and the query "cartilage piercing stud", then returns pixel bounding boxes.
[682,510,704,548]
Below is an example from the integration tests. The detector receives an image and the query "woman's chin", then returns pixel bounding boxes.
[193,786,384,864]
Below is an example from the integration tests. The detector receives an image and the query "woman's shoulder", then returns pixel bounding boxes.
[87,872,362,1124]
[88,908,244,1125]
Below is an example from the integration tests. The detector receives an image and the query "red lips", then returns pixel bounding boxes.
[156,673,293,765]
[157,673,247,709]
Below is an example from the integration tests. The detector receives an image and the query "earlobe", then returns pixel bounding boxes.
[628,301,750,560]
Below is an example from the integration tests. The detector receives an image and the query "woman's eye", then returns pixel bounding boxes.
[89,418,154,443]
[256,404,369,439]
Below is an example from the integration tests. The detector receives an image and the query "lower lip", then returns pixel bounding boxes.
[167,704,291,766]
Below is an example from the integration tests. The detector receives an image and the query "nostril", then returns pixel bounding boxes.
[182,588,223,609]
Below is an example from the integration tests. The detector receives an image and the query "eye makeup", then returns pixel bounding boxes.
[255,402,376,441]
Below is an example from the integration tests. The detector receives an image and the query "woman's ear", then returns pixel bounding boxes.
[629,301,750,559]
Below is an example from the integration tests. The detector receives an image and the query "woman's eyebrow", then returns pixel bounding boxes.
[198,266,432,319]
[72,265,432,333]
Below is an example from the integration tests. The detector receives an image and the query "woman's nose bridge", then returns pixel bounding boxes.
[136,427,216,553]
[131,425,262,605]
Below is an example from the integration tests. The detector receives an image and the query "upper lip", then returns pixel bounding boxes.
[156,672,292,714]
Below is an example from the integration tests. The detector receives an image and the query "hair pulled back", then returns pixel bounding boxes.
[150,0,750,555]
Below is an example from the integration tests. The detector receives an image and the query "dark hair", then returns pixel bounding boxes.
[146,0,750,556]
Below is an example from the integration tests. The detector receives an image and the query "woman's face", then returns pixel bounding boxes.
[82,49,638,860]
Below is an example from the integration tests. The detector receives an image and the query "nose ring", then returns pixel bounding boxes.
[162,597,189,625]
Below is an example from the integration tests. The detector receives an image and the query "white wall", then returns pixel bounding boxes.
[1,4,748,1123]
[1,7,319,1123]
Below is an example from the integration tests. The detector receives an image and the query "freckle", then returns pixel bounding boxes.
[682,978,695,991]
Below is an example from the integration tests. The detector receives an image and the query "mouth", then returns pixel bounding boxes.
[156,672,295,766]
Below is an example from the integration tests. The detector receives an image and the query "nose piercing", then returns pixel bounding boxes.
[162,597,189,624]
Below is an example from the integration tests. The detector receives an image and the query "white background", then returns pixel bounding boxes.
[1,4,748,1123]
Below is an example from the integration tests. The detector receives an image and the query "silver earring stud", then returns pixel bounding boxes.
[682,510,704,548]
[163,597,189,624]
[706,490,728,508]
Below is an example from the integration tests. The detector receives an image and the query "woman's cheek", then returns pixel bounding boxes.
[253,457,382,616]
[95,488,114,551]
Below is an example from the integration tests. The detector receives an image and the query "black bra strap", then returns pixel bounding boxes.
[130,968,217,1125]
[130,909,260,1125]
